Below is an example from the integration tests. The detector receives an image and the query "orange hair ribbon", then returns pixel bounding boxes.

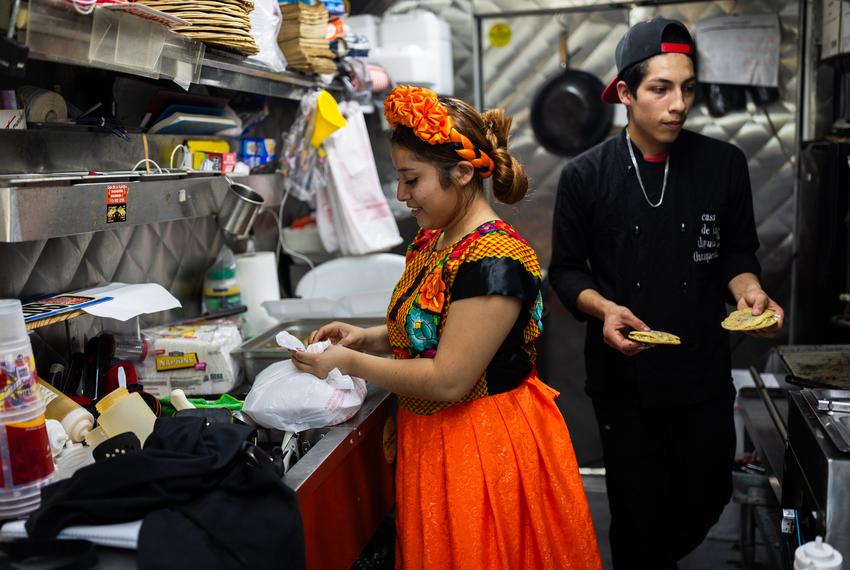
[384,85,494,179]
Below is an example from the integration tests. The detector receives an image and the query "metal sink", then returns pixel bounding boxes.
[231,317,385,383]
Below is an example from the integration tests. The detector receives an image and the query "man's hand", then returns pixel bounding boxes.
[736,287,784,338]
[603,304,652,356]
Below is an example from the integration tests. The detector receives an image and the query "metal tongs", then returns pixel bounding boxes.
[817,398,850,413]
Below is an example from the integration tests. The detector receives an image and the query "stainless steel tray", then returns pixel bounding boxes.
[231,317,385,382]
[777,345,850,390]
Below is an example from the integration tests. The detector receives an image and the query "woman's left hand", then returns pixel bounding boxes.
[290,344,354,378]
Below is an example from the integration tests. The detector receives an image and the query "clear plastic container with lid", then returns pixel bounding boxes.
[202,246,242,313]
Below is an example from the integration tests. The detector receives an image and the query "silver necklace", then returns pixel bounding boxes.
[626,129,669,209]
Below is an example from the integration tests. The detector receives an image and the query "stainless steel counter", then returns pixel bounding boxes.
[285,385,395,570]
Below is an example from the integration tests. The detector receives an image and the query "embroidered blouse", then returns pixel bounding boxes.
[386,219,544,415]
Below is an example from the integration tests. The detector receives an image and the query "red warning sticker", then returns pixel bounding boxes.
[106,184,128,205]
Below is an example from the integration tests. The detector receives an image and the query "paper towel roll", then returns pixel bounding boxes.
[236,251,280,338]
[18,86,68,123]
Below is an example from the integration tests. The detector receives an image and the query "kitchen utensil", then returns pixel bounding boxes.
[216,180,264,239]
[530,32,613,157]
[704,83,747,117]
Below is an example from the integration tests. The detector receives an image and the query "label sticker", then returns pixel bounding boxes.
[106,184,128,224]
[106,184,128,205]
[155,352,199,372]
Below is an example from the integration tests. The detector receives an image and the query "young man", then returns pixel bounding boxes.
[549,17,784,569]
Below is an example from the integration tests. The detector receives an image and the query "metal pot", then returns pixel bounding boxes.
[530,33,614,157]
[217,181,264,239]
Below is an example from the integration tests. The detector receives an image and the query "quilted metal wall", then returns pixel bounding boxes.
[0,217,227,372]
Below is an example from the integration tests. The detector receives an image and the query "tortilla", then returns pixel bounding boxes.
[721,308,778,331]
[627,330,681,345]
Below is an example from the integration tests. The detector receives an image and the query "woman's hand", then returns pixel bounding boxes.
[291,344,355,379]
[308,321,369,351]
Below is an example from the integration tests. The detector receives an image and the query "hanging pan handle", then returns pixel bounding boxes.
[558,32,582,70]
[559,33,569,68]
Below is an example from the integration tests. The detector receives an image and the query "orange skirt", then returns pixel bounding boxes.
[395,375,601,570]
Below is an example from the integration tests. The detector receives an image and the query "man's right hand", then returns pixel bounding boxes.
[602,304,651,357]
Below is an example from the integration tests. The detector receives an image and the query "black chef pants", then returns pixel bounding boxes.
[592,386,736,569]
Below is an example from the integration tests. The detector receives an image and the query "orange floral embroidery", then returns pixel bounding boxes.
[384,85,454,144]
[419,271,446,313]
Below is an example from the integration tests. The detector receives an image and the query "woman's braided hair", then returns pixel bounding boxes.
[385,85,528,204]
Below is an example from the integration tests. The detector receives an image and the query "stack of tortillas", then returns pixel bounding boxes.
[278,3,335,74]
[721,308,779,331]
[140,0,259,55]
[627,330,681,346]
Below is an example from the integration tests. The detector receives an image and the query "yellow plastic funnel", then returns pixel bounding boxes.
[310,90,347,148]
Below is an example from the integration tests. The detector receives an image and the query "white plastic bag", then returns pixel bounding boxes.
[323,102,403,255]
[247,0,288,72]
[242,332,367,432]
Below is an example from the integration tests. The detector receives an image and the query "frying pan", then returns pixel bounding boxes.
[530,33,614,157]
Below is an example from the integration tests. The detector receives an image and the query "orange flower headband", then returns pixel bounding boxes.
[384,85,494,179]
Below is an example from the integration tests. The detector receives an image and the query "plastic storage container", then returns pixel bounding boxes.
[371,11,453,95]
[346,15,381,48]
[203,247,242,313]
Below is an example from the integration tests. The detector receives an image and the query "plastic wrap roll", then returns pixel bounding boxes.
[235,252,280,338]
[18,86,68,123]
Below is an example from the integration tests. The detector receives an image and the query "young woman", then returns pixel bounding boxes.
[292,85,600,569]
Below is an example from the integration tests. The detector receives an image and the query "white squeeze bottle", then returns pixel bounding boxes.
[794,536,843,570]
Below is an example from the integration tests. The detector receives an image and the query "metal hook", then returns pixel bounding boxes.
[556,13,570,33]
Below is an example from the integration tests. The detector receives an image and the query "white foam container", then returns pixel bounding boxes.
[372,10,454,95]
[346,14,381,47]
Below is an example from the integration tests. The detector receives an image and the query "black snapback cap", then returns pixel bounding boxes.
[601,17,696,104]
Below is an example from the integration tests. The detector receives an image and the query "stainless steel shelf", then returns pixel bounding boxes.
[0,172,229,242]
[199,54,328,100]
[24,0,331,101]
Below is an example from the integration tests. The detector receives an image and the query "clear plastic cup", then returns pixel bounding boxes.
[0,401,55,520]
[0,300,41,412]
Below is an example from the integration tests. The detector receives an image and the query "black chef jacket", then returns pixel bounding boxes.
[549,128,761,408]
